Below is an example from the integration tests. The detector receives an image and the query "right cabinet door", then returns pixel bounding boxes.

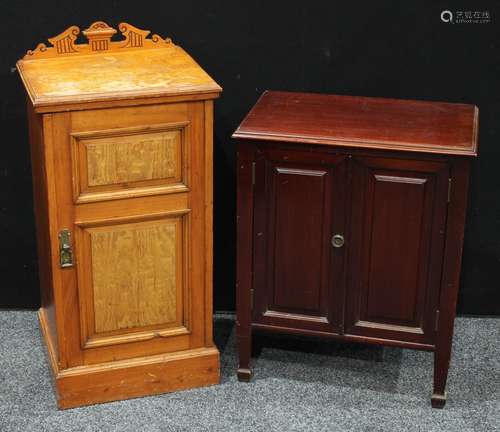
[345,156,449,345]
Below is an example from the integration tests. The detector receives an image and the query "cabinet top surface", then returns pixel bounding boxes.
[17,22,221,110]
[233,91,479,156]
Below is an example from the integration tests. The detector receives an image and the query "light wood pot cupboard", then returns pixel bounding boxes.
[17,21,222,409]
[233,91,478,408]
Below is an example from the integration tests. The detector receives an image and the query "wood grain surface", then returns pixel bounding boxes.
[90,218,179,333]
[22,55,220,405]
[85,130,179,187]
[233,91,478,156]
[16,22,221,110]
[234,91,476,407]
[19,20,220,408]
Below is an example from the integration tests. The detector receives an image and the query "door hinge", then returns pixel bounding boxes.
[447,178,452,203]
[251,161,256,185]
[435,310,440,332]
[250,289,254,309]
[339,323,344,335]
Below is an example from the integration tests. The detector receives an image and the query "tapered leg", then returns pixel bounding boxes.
[237,330,252,381]
[236,143,255,382]
[431,159,470,408]
[432,341,452,408]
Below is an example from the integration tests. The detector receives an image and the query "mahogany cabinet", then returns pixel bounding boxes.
[233,91,478,408]
[17,21,221,408]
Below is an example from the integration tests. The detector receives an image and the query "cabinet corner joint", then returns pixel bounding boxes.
[447,178,452,203]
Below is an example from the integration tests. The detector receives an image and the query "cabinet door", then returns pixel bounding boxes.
[252,148,347,333]
[345,156,449,345]
[47,102,210,367]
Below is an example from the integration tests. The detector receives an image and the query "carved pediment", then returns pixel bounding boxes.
[24,21,173,59]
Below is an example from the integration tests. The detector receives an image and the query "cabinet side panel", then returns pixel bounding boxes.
[203,100,214,346]
[27,102,58,354]
[235,142,255,379]
[433,158,471,403]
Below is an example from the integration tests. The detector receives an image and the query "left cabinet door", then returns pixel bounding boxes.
[46,102,207,368]
[252,147,348,334]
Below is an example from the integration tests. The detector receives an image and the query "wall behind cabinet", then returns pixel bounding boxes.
[0,0,498,314]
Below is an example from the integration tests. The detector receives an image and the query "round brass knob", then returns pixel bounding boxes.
[331,234,345,248]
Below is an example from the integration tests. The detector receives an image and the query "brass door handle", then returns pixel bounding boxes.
[331,234,345,248]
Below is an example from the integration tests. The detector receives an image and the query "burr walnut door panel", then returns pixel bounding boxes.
[252,148,348,333]
[345,156,449,345]
[49,102,207,367]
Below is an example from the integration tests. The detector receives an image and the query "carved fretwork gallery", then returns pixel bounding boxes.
[25,21,173,59]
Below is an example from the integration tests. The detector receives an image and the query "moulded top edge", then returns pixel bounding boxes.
[232,91,479,158]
